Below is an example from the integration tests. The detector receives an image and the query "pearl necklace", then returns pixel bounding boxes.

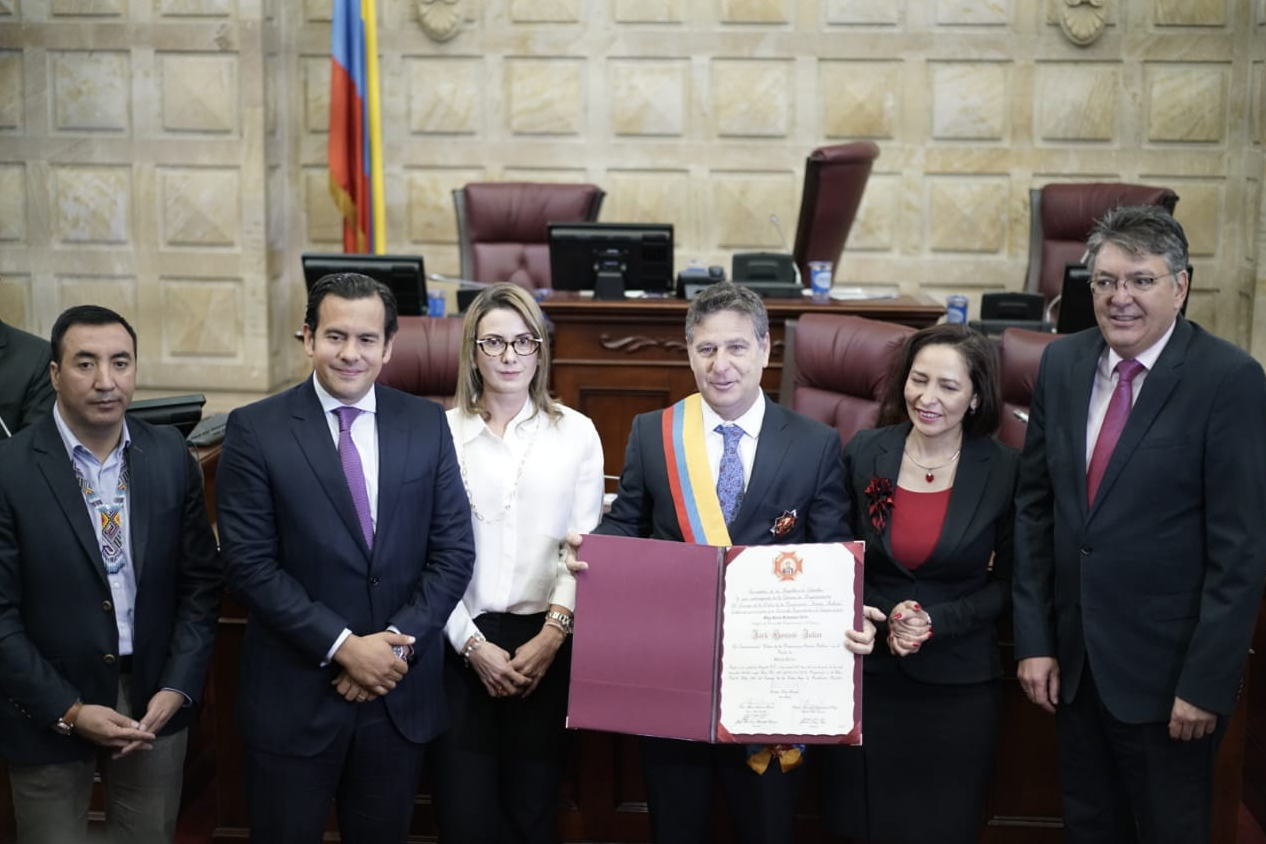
[903,446,962,483]
[458,414,539,523]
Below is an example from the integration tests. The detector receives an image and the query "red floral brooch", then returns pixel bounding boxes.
[864,476,894,536]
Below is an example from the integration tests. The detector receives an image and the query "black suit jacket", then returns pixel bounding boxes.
[0,320,55,437]
[843,423,1017,684]
[596,398,851,546]
[0,415,222,765]
[216,380,475,755]
[1013,317,1266,721]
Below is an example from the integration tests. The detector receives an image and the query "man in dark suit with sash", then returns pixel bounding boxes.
[568,282,879,844]
[1014,206,1266,843]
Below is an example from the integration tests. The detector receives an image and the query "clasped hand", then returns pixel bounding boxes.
[887,600,932,656]
[331,630,413,702]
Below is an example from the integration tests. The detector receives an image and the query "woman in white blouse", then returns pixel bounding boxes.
[430,283,605,844]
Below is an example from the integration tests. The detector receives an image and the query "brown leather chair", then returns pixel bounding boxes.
[997,327,1060,451]
[785,313,914,447]
[791,142,881,285]
[376,315,464,408]
[452,182,606,290]
[1025,182,1179,304]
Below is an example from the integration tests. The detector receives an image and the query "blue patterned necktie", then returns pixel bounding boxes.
[716,424,746,525]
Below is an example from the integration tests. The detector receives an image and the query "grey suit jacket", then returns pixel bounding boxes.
[1013,316,1266,721]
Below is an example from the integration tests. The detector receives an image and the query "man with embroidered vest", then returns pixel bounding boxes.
[566,282,880,844]
[216,273,475,843]
[0,305,221,844]
[1013,206,1266,843]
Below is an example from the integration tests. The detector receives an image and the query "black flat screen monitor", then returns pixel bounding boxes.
[1057,262,1191,334]
[301,253,427,316]
[548,223,674,295]
[126,394,207,438]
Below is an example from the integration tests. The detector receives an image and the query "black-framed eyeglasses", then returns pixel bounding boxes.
[1088,271,1177,297]
[476,335,543,357]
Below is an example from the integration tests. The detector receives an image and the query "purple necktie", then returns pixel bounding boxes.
[716,424,746,525]
[335,406,374,549]
[1086,358,1145,504]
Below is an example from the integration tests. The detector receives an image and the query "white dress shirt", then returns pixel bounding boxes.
[444,400,605,651]
[1085,320,1176,466]
[701,392,766,489]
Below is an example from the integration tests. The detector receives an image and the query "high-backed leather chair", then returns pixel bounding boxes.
[997,327,1060,451]
[791,142,881,285]
[786,313,914,447]
[1025,182,1179,303]
[376,315,464,408]
[452,182,605,290]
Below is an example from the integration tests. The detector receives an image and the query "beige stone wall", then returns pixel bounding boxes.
[1,0,1263,390]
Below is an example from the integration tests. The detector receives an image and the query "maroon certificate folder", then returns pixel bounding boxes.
[567,534,864,745]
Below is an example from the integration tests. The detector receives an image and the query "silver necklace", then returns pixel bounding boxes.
[903,446,961,483]
[458,414,539,523]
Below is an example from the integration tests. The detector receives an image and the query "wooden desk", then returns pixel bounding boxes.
[542,294,943,479]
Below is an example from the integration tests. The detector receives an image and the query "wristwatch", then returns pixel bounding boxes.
[53,700,83,736]
[545,610,574,636]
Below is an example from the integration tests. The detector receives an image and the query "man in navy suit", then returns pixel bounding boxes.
[1013,206,1266,843]
[0,317,56,437]
[568,283,879,844]
[0,305,221,843]
[216,273,475,844]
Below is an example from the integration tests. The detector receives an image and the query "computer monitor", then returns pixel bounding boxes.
[548,223,674,296]
[126,394,207,438]
[300,253,427,316]
[1056,262,1192,334]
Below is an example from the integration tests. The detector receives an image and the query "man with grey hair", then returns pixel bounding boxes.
[1013,205,1266,842]
[567,282,880,844]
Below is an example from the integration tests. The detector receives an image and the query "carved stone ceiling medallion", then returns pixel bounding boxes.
[418,0,463,42]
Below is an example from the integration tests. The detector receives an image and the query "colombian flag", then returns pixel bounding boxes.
[329,0,385,253]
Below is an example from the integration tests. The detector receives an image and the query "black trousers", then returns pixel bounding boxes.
[1058,663,1227,844]
[244,697,425,844]
[430,612,573,844]
[639,736,803,844]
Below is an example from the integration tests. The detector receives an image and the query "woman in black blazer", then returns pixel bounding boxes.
[821,324,1017,844]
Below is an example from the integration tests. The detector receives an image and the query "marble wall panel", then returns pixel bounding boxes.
[0,275,30,326]
[929,62,1009,141]
[159,53,238,133]
[0,51,19,130]
[158,0,235,16]
[1170,181,1221,258]
[712,59,792,138]
[0,2,14,18]
[1155,0,1226,27]
[603,169,692,231]
[1146,64,1228,143]
[405,166,485,244]
[158,167,241,248]
[0,163,25,242]
[1034,62,1120,142]
[1253,61,1262,145]
[304,167,343,245]
[57,275,137,316]
[505,58,585,135]
[614,0,683,22]
[160,278,242,358]
[511,0,580,23]
[302,55,329,135]
[824,0,901,26]
[304,0,332,22]
[820,60,901,140]
[708,171,797,248]
[52,165,131,245]
[50,50,129,133]
[407,57,482,135]
[719,0,790,24]
[51,0,124,15]
[500,167,589,182]
[936,0,1009,26]
[926,177,1009,253]
[845,171,898,252]
[608,58,688,137]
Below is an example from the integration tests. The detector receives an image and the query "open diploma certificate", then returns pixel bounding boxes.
[567,534,864,745]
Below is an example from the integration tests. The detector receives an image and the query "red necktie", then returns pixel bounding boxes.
[1086,358,1145,504]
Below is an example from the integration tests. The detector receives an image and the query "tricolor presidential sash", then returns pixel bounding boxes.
[662,393,731,547]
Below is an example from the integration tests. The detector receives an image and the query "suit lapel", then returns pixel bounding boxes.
[871,425,905,565]
[1067,335,1102,517]
[373,388,405,560]
[125,427,150,581]
[736,400,789,541]
[930,435,990,561]
[1089,318,1188,514]
[290,383,372,560]
[32,418,110,588]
